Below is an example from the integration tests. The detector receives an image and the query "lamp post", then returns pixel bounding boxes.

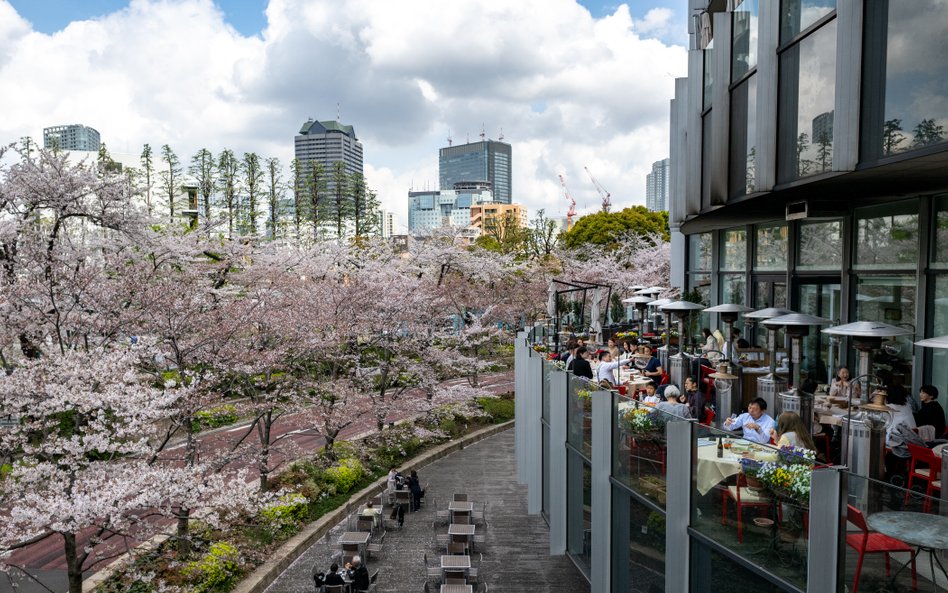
[762,313,832,433]
[744,307,795,413]
[659,300,706,389]
[822,321,913,405]
[703,303,754,362]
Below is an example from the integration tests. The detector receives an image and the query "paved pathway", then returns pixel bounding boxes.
[265,428,589,593]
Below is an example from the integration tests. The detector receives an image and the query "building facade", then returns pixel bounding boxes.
[294,119,364,178]
[468,202,528,239]
[43,124,100,151]
[439,140,512,204]
[379,209,395,238]
[407,187,492,233]
[668,0,948,394]
[645,157,670,211]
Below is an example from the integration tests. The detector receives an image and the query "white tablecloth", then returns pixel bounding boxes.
[695,440,742,496]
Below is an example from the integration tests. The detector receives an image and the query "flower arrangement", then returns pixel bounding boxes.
[619,405,667,435]
[550,359,567,370]
[615,330,639,340]
[576,383,594,400]
[739,445,815,505]
[532,344,548,353]
[546,352,560,361]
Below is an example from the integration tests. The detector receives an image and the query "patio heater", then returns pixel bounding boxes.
[915,334,948,517]
[744,307,794,414]
[648,297,675,370]
[762,313,832,433]
[659,300,706,389]
[703,304,754,419]
[703,303,754,361]
[823,321,913,405]
[622,295,654,335]
[709,368,739,429]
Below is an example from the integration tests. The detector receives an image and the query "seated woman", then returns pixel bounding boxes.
[828,366,861,401]
[769,411,816,451]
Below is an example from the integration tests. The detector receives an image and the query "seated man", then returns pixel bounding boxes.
[723,397,775,444]
[347,556,370,592]
[324,563,346,588]
[681,376,706,421]
[640,382,661,405]
[596,350,633,388]
[655,385,691,418]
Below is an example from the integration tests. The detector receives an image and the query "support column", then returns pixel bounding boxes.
[591,390,613,593]
[526,353,543,514]
[834,0,864,171]
[755,0,779,191]
[710,11,732,206]
[515,331,528,485]
[666,419,694,593]
[549,369,569,555]
[807,467,846,592]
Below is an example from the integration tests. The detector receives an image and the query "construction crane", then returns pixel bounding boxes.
[558,174,577,231]
[584,166,611,213]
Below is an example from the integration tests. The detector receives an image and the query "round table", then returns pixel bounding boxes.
[867,511,948,591]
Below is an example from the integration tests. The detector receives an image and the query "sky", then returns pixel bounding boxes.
[1,0,688,231]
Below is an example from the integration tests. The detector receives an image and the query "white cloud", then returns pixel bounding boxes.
[0,0,687,229]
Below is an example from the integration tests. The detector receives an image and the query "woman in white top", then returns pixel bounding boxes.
[700,328,722,363]
[829,366,861,401]
[769,411,817,451]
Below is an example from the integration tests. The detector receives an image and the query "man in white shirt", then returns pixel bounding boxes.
[596,350,633,387]
[724,398,776,444]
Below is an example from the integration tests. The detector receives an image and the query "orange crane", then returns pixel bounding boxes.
[584,166,611,213]
[558,174,577,231]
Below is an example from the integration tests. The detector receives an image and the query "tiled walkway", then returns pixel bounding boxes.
[264,428,590,593]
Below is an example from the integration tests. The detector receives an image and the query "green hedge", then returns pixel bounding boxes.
[477,397,514,423]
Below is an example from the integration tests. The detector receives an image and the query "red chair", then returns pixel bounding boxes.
[846,504,917,593]
[904,443,940,507]
[701,408,715,426]
[699,364,715,398]
[813,432,832,462]
[721,473,772,543]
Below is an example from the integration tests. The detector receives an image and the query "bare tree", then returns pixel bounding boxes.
[242,152,264,236]
[266,156,284,240]
[217,149,239,239]
[140,143,153,216]
[190,148,216,224]
[159,144,182,227]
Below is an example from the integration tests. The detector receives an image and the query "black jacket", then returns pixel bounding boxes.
[915,401,946,438]
[324,571,346,586]
[349,564,370,591]
[572,357,593,379]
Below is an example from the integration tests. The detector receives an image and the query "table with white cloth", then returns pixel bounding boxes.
[695,438,744,496]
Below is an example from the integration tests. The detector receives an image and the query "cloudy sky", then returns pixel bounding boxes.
[1,0,688,231]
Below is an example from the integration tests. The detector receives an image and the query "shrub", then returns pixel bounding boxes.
[260,493,309,534]
[323,457,364,494]
[477,397,514,422]
[182,541,240,593]
[192,405,239,432]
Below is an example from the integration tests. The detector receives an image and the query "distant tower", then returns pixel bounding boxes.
[294,118,364,178]
[439,137,512,204]
[645,158,671,212]
[43,124,101,151]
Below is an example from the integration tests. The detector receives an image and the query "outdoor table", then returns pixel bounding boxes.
[440,585,473,593]
[695,438,743,496]
[867,511,948,591]
[338,531,370,557]
[448,524,476,536]
[448,501,474,513]
[440,555,472,569]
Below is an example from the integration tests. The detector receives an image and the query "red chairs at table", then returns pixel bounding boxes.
[721,473,773,543]
[846,504,917,593]
[701,408,715,427]
[903,443,941,508]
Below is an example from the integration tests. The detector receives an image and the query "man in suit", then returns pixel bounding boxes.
[347,556,370,592]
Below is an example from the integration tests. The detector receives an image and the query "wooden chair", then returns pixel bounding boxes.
[904,443,940,507]
[447,541,468,555]
[423,552,442,582]
[721,473,772,543]
[357,517,374,532]
[846,504,917,593]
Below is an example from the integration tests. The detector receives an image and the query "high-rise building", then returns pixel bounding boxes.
[43,124,100,152]
[408,184,493,233]
[645,157,670,212]
[379,210,395,238]
[439,139,512,203]
[294,119,364,178]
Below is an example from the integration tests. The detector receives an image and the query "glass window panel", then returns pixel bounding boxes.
[777,19,837,183]
[797,220,842,270]
[797,282,841,384]
[854,205,919,269]
[854,275,916,391]
[929,276,948,419]
[702,112,713,207]
[933,194,948,265]
[729,75,758,197]
[611,485,666,593]
[542,423,550,518]
[704,39,714,110]
[721,228,747,271]
[567,451,592,577]
[720,274,746,306]
[780,0,836,43]
[755,223,788,271]
[862,1,948,160]
[732,0,759,81]
[689,233,713,272]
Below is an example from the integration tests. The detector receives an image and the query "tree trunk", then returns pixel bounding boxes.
[63,532,83,593]
[176,507,191,557]
[259,410,271,492]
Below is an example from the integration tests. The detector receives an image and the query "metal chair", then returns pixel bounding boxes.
[904,443,940,507]
[846,504,917,593]
[721,473,772,543]
[357,517,374,533]
[423,552,442,582]
[366,531,385,558]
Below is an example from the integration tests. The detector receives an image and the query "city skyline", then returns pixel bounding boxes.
[0,0,688,232]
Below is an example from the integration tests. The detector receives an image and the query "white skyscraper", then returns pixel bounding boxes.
[646,158,670,212]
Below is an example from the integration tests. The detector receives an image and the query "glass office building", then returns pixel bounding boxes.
[42,124,100,152]
[439,140,512,204]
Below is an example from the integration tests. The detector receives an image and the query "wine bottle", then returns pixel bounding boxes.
[717,435,724,458]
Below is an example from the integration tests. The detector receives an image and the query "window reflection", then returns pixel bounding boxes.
[854,275,915,391]
[780,0,836,43]
[755,223,788,271]
[730,75,758,197]
[854,205,919,269]
[862,1,948,160]
[721,228,747,271]
[690,233,713,272]
[929,276,948,397]
[778,19,837,182]
[797,220,842,270]
[732,0,759,81]
[704,39,714,110]
[934,195,948,264]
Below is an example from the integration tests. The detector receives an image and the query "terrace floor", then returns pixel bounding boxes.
[264,428,590,593]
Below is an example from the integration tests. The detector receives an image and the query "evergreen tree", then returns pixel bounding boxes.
[304,160,327,241]
[140,144,153,216]
[159,144,182,227]
[242,152,264,236]
[882,118,905,155]
[290,158,303,242]
[329,161,351,239]
[350,173,379,238]
[217,149,239,239]
[912,118,945,148]
[266,157,284,240]
[190,148,216,224]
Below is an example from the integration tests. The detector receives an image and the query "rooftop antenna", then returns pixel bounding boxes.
[466,133,470,143]
[480,124,486,141]
[447,129,453,146]
[336,103,341,122]
[498,127,505,142]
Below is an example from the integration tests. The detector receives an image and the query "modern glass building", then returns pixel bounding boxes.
[646,158,670,212]
[407,186,492,233]
[439,140,512,204]
[294,119,364,178]
[668,0,948,393]
[42,124,100,152]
